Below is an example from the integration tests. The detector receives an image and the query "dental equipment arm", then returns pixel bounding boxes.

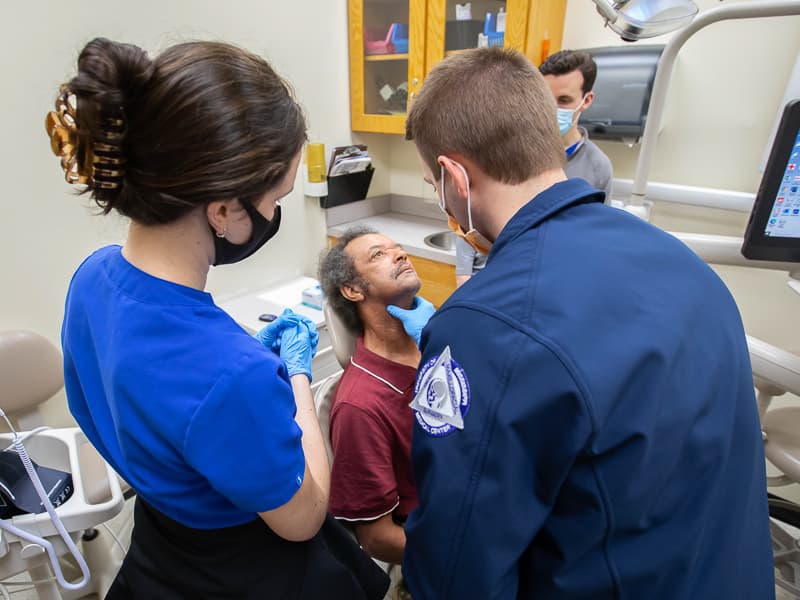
[625,0,800,219]
[670,232,800,274]
[0,411,90,592]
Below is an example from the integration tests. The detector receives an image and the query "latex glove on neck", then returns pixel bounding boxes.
[386,296,435,347]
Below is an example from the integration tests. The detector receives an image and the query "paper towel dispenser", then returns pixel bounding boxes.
[578,44,664,144]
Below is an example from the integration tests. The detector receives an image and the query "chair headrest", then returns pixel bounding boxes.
[322,302,356,370]
[0,330,63,414]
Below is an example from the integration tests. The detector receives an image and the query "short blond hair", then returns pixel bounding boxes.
[406,47,564,183]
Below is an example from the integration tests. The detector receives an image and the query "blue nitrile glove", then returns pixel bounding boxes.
[386,296,435,347]
[254,308,319,355]
[277,318,318,380]
[254,309,319,380]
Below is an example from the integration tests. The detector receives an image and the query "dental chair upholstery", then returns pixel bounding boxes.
[314,306,397,578]
[748,337,800,597]
[313,303,356,465]
[323,301,356,371]
[0,330,63,430]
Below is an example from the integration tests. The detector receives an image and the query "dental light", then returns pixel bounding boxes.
[591,0,699,42]
[609,0,800,221]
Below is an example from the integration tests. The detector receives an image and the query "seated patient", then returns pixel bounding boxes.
[318,225,422,565]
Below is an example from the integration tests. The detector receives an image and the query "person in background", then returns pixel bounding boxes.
[454,236,487,288]
[393,46,773,599]
[318,226,423,566]
[50,37,387,599]
[540,48,613,199]
[455,48,613,288]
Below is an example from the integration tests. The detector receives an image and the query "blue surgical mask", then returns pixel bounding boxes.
[557,107,577,136]
[556,95,588,136]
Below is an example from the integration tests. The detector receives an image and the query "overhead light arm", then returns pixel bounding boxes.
[593,0,622,24]
[627,0,800,216]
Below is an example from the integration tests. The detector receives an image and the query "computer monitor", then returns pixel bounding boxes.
[742,99,800,262]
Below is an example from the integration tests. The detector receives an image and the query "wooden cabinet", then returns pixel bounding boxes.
[348,0,567,134]
[408,253,455,308]
[348,0,426,135]
[525,1,568,66]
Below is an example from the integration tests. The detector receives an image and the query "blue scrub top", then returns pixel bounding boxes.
[62,246,305,529]
[404,180,773,599]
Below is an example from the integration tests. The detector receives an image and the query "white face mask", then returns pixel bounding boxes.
[556,94,588,136]
[438,163,492,255]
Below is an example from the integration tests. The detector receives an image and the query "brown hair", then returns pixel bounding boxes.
[539,50,597,95]
[406,47,563,183]
[60,37,306,224]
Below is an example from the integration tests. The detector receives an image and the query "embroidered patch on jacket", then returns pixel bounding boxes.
[410,345,470,437]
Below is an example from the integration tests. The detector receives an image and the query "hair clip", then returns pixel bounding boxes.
[45,85,92,185]
[92,154,125,166]
[45,85,125,190]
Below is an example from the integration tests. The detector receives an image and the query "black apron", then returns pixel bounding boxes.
[106,497,389,599]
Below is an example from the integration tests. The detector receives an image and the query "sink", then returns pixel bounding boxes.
[424,231,457,251]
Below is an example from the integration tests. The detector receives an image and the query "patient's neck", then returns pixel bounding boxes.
[360,303,420,369]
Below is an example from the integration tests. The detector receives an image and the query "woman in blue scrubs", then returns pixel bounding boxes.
[46,37,387,599]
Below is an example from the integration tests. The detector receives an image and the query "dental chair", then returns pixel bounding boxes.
[0,330,126,599]
[747,336,800,597]
[314,305,402,590]
[313,303,355,465]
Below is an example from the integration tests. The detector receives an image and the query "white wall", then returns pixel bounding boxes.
[0,0,353,425]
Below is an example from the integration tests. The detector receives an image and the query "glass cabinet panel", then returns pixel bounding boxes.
[362,0,411,117]
[349,0,424,133]
[426,0,528,71]
[443,0,507,55]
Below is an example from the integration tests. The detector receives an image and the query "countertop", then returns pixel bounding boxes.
[327,212,455,265]
[218,276,325,333]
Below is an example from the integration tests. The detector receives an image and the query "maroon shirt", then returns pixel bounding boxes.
[329,337,418,522]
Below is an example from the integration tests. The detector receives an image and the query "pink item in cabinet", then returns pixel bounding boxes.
[364,24,396,55]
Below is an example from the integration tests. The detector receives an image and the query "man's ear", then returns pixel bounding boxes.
[581,90,595,111]
[438,155,470,199]
[206,200,230,237]
[340,284,365,303]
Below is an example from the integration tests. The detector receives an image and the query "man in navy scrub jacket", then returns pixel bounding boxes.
[386,47,774,600]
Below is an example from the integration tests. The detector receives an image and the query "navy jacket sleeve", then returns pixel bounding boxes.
[403,305,593,599]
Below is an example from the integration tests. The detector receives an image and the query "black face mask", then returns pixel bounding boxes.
[212,201,281,266]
